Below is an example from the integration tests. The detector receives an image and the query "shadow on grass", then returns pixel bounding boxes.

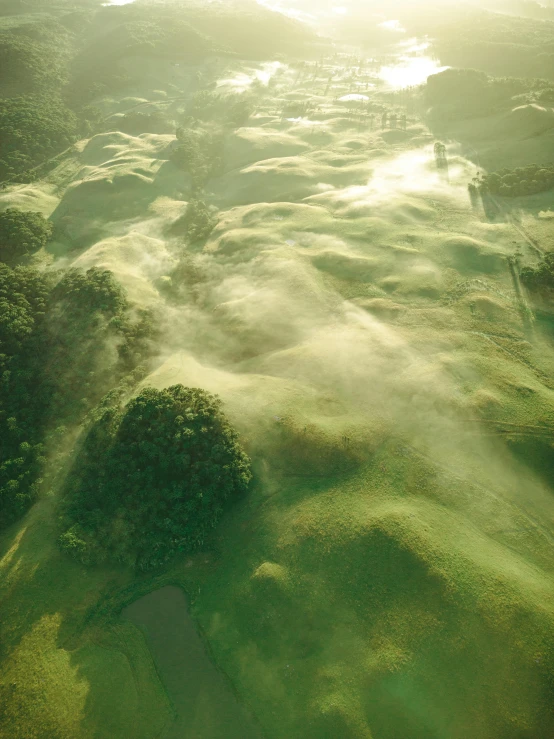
[0,491,265,738]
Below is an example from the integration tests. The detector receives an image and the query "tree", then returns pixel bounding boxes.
[520,252,554,290]
[171,199,217,244]
[0,208,53,265]
[171,129,202,172]
[171,127,224,189]
[59,385,251,569]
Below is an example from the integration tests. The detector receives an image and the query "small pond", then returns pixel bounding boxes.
[123,586,262,739]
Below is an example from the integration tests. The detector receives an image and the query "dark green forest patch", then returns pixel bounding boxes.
[0,264,156,528]
[59,385,251,570]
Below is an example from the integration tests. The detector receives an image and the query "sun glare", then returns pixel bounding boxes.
[256,0,315,23]
[380,57,449,89]
[379,19,406,32]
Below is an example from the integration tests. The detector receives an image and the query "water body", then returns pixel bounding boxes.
[123,587,262,739]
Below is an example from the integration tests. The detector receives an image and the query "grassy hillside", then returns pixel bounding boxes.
[1,2,554,738]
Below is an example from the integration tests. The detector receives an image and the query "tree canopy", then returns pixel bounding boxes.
[418,7,554,80]
[0,21,71,96]
[0,95,79,182]
[0,208,53,265]
[59,385,251,569]
[170,125,225,189]
[0,265,155,529]
[424,67,541,119]
[0,264,52,525]
[169,199,217,244]
[478,163,554,198]
[520,253,554,291]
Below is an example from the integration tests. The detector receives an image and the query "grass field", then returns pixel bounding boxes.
[1,6,554,737]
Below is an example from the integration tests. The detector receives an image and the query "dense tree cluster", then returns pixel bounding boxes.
[0,263,156,529]
[0,0,306,185]
[0,33,54,93]
[92,2,313,60]
[0,208,53,265]
[416,8,554,80]
[520,253,554,291]
[477,164,554,197]
[170,199,218,244]
[59,385,251,569]
[0,21,71,96]
[425,68,547,119]
[0,18,79,182]
[81,18,213,65]
[40,268,156,425]
[171,126,225,190]
[170,94,253,189]
[186,90,254,127]
[440,41,554,81]
[0,264,53,525]
[0,95,78,182]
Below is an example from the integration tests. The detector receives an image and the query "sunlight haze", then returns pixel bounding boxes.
[0,0,553,737]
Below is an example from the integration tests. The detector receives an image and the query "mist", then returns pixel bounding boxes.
[1,0,554,737]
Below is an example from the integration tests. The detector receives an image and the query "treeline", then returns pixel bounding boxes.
[496,1,554,21]
[0,0,316,183]
[0,18,81,181]
[0,210,156,528]
[168,199,218,244]
[169,91,252,185]
[520,253,554,291]
[0,209,248,559]
[425,67,552,120]
[438,41,554,81]
[167,90,255,240]
[476,164,554,197]
[0,208,53,265]
[0,96,79,183]
[419,7,554,80]
[171,124,225,190]
[0,20,71,96]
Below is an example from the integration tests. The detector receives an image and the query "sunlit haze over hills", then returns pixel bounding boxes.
[1,0,554,737]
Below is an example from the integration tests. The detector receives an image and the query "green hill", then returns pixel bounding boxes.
[1,2,554,738]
